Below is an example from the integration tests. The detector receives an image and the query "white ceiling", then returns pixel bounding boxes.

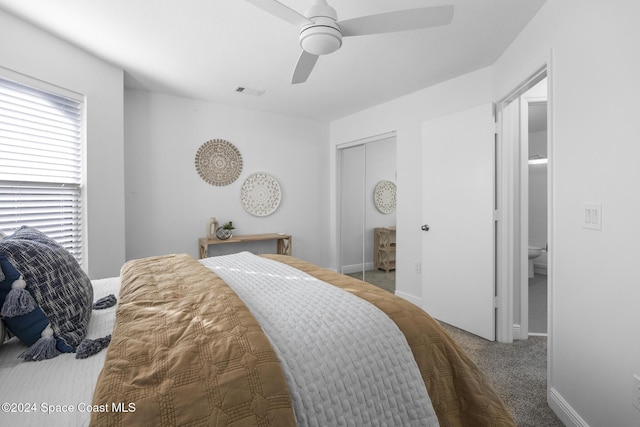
[0,0,546,122]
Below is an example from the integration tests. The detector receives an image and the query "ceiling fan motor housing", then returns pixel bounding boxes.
[299,1,342,55]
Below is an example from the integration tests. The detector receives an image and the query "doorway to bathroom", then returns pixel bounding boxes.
[496,66,550,341]
[525,83,548,336]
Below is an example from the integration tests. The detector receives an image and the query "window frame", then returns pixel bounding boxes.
[0,67,87,268]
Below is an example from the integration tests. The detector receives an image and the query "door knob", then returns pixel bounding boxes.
[421,224,430,231]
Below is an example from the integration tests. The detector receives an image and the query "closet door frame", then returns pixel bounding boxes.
[336,131,397,278]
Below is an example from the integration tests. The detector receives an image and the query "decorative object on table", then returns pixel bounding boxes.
[216,221,235,240]
[195,139,243,186]
[374,180,397,214]
[241,172,282,217]
[198,233,292,259]
[206,217,219,239]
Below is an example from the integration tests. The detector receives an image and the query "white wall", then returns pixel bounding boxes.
[0,10,125,279]
[124,90,329,267]
[493,0,640,425]
[330,68,493,303]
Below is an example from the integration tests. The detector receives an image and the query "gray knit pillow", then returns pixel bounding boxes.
[0,226,93,360]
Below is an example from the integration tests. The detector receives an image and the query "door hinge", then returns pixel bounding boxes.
[494,296,500,309]
[493,209,499,221]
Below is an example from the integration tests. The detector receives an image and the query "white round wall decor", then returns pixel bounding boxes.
[241,172,282,217]
[374,180,397,214]
[195,139,243,186]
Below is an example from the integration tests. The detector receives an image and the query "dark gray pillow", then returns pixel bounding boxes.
[0,226,93,359]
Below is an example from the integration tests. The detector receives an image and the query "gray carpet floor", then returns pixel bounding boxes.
[349,269,563,426]
[346,269,395,293]
[441,322,564,426]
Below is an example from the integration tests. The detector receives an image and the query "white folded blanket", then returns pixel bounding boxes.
[201,252,438,427]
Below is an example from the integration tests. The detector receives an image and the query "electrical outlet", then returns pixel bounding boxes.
[633,374,640,412]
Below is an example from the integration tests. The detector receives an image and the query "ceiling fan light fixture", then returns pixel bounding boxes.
[245,0,454,83]
[299,21,342,55]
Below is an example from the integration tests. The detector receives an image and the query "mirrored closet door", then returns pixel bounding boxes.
[339,144,366,279]
[338,135,396,292]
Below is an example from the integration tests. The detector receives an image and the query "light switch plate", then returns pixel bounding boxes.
[583,203,602,230]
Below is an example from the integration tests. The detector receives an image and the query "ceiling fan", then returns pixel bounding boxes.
[245,0,454,84]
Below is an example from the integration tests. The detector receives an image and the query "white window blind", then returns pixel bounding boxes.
[0,76,84,262]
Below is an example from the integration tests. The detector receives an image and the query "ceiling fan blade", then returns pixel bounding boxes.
[337,5,454,37]
[244,0,311,27]
[292,50,319,84]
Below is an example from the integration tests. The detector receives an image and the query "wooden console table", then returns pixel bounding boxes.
[199,233,292,259]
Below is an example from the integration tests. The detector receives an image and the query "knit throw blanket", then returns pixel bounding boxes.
[201,252,439,427]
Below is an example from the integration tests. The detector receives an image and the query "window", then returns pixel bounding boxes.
[0,75,85,263]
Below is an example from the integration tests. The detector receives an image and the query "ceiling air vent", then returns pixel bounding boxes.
[234,86,265,96]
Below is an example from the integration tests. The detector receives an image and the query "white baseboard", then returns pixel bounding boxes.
[513,323,529,340]
[548,387,590,427]
[341,264,361,274]
[394,290,422,307]
[341,262,374,274]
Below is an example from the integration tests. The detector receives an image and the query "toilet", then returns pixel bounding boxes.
[528,245,542,278]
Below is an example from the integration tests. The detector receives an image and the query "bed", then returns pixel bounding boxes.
[0,276,119,426]
[0,249,515,427]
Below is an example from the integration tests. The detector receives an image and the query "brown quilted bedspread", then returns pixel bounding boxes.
[91,253,514,426]
[90,254,296,427]
[263,254,515,427]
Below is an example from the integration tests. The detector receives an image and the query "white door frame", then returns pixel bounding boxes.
[495,97,520,343]
[335,131,397,275]
[495,60,553,345]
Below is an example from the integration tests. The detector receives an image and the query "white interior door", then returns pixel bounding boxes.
[421,103,495,340]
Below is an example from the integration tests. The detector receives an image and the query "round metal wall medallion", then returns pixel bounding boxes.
[374,180,397,214]
[195,139,243,186]
[241,172,282,217]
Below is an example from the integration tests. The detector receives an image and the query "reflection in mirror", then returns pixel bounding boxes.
[339,144,366,280]
[338,136,396,293]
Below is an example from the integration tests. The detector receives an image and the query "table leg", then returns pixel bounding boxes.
[277,237,292,256]
[199,242,207,259]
